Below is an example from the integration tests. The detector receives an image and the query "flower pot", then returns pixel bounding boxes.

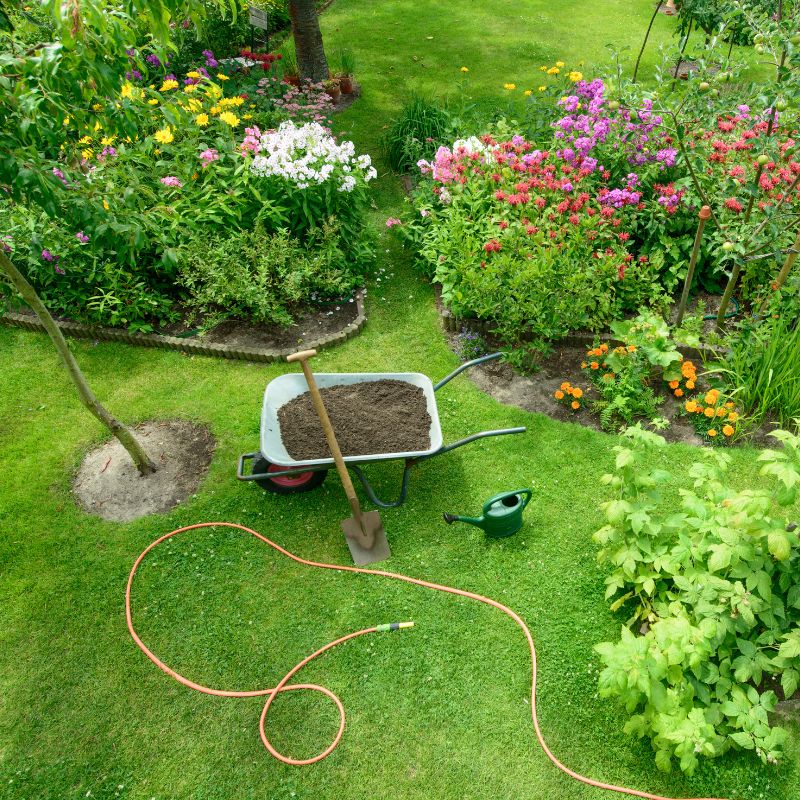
[285,75,300,87]
[339,75,354,94]
[326,86,341,103]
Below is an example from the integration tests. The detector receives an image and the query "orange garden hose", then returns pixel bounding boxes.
[126,522,727,800]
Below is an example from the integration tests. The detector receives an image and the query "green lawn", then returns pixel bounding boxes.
[0,2,797,799]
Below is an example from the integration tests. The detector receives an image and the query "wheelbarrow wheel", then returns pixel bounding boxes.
[252,456,328,494]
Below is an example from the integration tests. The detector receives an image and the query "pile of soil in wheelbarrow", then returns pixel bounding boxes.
[278,379,432,459]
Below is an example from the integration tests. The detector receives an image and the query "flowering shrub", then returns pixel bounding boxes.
[594,426,800,774]
[683,391,743,445]
[407,128,669,362]
[2,68,375,328]
[553,381,584,412]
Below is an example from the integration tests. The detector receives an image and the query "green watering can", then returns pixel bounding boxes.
[443,489,532,538]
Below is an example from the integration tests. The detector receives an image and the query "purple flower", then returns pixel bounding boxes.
[0,235,12,254]
[202,49,218,68]
[160,176,183,188]
[41,249,56,262]
[52,167,69,187]
[199,148,219,167]
[561,181,574,193]
[125,69,143,81]
[146,53,161,67]
[75,231,90,244]
[126,48,137,58]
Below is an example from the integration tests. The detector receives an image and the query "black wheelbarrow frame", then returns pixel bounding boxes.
[236,352,526,508]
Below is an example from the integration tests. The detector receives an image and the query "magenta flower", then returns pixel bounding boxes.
[199,148,219,167]
[75,231,90,243]
[385,217,402,228]
[160,176,183,188]
[52,167,69,187]
[41,249,56,262]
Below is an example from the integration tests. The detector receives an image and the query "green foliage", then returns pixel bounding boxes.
[382,95,453,174]
[594,426,800,774]
[710,311,800,429]
[178,221,361,327]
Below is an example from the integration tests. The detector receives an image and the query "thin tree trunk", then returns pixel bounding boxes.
[633,2,663,83]
[0,249,157,475]
[288,0,329,83]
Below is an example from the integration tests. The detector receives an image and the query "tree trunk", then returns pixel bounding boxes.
[0,249,157,475]
[289,0,329,83]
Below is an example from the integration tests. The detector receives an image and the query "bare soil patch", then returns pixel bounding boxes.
[73,420,215,522]
[278,380,431,459]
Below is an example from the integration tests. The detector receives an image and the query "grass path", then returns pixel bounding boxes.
[0,2,797,799]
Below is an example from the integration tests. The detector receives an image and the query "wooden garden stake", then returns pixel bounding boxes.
[676,205,711,327]
[757,227,800,314]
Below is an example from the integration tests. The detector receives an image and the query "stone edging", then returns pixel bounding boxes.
[2,290,366,363]
[435,285,718,364]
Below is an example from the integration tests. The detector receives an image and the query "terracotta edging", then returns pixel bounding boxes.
[2,290,366,363]
[434,285,718,364]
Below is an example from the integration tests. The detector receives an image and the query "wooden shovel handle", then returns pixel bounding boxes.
[286,350,363,524]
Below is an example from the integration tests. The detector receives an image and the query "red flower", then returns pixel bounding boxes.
[569,214,580,225]
[483,239,502,253]
[724,197,743,213]
[497,220,509,229]
[618,232,630,241]
[525,225,538,235]
[535,197,546,209]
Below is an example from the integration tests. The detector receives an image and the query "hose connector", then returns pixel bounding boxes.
[376,621,414,633]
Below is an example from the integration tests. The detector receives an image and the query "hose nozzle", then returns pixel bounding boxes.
[376,621,415,633]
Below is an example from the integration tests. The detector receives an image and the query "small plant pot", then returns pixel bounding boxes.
[326,86,341,103]
[285,75,300,87]
[339,75,354,94]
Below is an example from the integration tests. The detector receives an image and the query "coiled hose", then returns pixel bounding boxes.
[126,522,727,800]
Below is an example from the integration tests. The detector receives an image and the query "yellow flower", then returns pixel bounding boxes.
[186,71,201,79]
[81,148,93,160]
[539,65,547,72]
[92,102,102,111]
[205,84,223,99]
[242,113,253,119]
[195,113,210,127]
[219,95,245,107]
[184,84,197,93]
[547,67,560,75]
[210,105,221,116]
[63,116,70,126]
[100,136,116,146]
[460,66,469,73]
[121,82,133,99]
[93,121,102,131]
[219,111,240,127]
[147,98,159,105]
[568,71,583,82]
[538,86,546,92]
[249,103,256,108]
[503,82,516,90]
[216,73,229,81]
[154,126,174,144]
[556,61,565,68]
[160,79,179,91]
[78,135,93,144]
[524,89,532,96]
[102,199,109,210]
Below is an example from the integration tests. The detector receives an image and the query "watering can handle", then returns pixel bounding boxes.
[482,489,532,514]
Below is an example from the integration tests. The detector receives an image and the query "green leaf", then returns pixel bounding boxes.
[654,748,672,773]
[730,731,755,750]
[781,669,799,700]
[768,532,791,562]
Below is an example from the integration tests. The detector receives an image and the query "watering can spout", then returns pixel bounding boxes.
[443,489,532,538]
[443,512,482,527]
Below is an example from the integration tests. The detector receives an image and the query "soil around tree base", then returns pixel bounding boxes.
[73,420,215,522]
[278,380,431,459]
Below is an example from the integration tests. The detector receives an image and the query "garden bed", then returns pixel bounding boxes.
[2,291,365,363]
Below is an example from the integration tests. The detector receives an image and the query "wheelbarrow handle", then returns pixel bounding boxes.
[433,352,503,391]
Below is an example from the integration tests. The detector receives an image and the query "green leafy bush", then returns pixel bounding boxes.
[594,426,800,774]
[178,222,361,327]
[382,95,453,174]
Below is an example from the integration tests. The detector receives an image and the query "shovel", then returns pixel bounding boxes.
[286,349,391,566]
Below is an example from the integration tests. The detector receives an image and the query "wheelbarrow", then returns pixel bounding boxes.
[236,353,526,508]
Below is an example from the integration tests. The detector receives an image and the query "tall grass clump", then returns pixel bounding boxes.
[382,94,452,173]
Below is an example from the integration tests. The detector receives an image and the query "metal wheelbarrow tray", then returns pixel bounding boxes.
[237,353,526,508]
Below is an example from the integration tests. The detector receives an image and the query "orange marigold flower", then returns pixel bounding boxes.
[602,372,615,382]
[674,388,684,397]
[716,407,727,417]
[600,343,609,353]
[708,428,718,437]
[560,381,571,391]
[695,406,704,414]
[727,411,739,422]
[722,424,734,437]
[705,390,719,405]
[704,407,715,418]
[581,361,588,369]
[685,400,697,413]
[686,380,695,389]
[571,400,580,410]
[572,387,583,399]
[725,402,735,409]
[590,362,599,370]
[627,345,636,353]
[554,390,565,400]
[668,380,679,389]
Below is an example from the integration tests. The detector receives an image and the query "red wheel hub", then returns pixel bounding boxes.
[266,464,316,488]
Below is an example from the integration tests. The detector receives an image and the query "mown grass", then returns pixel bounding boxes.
[0,2,797,799]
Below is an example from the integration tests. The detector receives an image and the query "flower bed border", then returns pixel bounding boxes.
[1,290,366,363]
[434,285,716,364]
